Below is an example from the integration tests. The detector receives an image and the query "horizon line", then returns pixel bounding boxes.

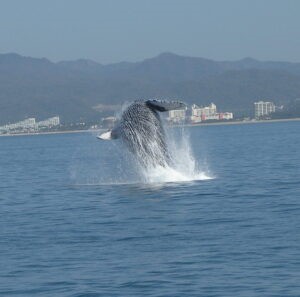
[1,51,299,66]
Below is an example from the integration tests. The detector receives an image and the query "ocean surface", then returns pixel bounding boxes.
[0,121,300,296]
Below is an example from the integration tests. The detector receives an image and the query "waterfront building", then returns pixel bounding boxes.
[168,108,186,123]
[0,116,60,134]
[2,118,36,131]
[219,112,234,120]
[201,103,217,117]
[254,101,275,119]
[37,116,60,128]
[191,104,202,123]
[191,103,233,122]
[191,103,217,122]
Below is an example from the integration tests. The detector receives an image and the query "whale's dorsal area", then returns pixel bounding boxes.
[146,99,186,112]
[98,99,186,168]
[98,100,185,141]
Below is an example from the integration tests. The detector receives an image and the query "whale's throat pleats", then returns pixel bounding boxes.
[119,102,170,167]
[97,100,186,168]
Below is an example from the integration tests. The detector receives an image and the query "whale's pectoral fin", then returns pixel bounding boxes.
[97,128,119,140]
[97,130,113,140]
[146,100,186,112]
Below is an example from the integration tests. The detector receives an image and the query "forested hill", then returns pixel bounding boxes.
[1,52,300,124]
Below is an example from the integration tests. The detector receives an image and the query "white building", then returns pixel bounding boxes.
[37,116,60,128]
[2,118,36,131]
[191,103,233,122]
[191,104,202,123]
[254,101,275,119]
[168,108,186,123]
[0,116,60,133]
[201,103,217,117]
[191,103,217,122]
[219,112,234,120]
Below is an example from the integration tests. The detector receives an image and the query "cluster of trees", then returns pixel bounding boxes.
[272,99,300,119]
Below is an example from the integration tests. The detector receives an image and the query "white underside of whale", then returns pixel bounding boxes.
[97,130,112,140]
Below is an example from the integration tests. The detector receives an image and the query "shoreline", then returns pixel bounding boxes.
[0,117,299,137]
[0,129,97,138]
[183,117,300,127]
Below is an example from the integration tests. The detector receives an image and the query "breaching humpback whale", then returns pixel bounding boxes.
[98,100,186,168]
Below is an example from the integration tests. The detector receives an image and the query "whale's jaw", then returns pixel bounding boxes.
[97,130,112,140]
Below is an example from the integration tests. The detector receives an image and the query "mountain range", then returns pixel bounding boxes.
[1,52,300,124]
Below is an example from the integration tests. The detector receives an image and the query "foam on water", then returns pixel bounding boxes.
[143,165,212,183]
[71,107,213,185]
[138,126,213,183]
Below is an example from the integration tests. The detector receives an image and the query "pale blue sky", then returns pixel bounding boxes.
[0,0,299,63]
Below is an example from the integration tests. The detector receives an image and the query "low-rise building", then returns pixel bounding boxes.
[0,118,36,132]
[191,103,217,122]
[0,116,60,134]
[219,112,234,120]
[168,108,186,123]
[191,103,233,122]
[191,104,202,123]
[37,116,60,128]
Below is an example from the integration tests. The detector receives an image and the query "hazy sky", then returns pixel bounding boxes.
[0,0,299,63]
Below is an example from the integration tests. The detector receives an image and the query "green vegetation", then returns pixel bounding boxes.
[1,52,300,124]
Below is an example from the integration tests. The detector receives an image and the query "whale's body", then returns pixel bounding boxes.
[98,100,185,168]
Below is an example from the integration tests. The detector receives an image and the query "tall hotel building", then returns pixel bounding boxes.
[254,101,275,119]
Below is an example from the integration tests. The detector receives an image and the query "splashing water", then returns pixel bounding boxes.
[138,125,213,183]
[71,105,213,185]
[111,100,213,184]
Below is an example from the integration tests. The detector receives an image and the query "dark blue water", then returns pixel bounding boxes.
[1,121,300,296]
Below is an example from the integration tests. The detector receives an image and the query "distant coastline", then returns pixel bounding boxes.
[184,117,300,127]
[2,52,300,126]
[0,117,299,137]
[0,129,96,137]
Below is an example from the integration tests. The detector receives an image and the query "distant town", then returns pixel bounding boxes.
[168,102,233,124]
[0,116,61,135]
[2,52,300,132]
[100,100,288,129]
[0,100,298,136]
